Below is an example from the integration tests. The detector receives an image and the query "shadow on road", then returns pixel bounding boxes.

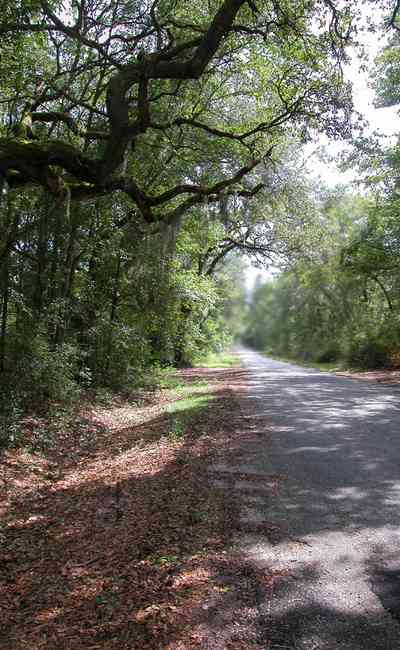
[232,348,400,648]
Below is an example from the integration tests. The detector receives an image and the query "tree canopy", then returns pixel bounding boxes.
[0,0,354,225]
[6,0,400,446]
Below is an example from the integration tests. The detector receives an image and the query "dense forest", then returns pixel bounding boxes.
[5,2,400,648]
[244,90,400,367]
[1,0,400,446]
[244,168,400,368]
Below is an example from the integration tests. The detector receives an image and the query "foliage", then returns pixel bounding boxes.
[244,185,400,369]
[0,0,354,218]
[0,182,249,446]
[195,351,241,368]
[1,0,391,447]
[0,0,360,445]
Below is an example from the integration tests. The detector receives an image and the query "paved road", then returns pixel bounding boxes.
[236,348,400,649]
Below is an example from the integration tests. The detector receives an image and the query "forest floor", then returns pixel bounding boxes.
[1,361,273,649]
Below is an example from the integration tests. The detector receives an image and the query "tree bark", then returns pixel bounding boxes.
[0,262,9,373]
[104,253,122,378]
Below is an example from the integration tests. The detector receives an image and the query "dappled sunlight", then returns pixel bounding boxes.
[328,486,369,501]
[233,347,400,646]
[1,369,247,649]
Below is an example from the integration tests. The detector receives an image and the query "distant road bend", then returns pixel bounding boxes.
[236,347,400,649]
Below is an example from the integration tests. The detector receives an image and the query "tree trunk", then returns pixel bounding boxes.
[104,253,122,378]
[0,262,9,373]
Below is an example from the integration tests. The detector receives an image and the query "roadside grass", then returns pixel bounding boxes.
[195,350,241,368]
[164,390,214,441]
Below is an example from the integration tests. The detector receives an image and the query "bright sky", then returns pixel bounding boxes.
[312,25,399,186]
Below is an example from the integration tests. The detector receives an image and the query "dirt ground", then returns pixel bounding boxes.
[335,368,400,384]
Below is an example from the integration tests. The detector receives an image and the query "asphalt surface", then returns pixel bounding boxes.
[236,347,400,649]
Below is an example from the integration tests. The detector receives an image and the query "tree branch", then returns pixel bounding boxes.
[31,112,107,140]
[388,0,400,32]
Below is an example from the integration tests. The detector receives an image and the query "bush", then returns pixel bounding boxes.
[346,335,390,369]
[14,333,81,405]
[388,349,400,368]
[87,320,152,389]
[315,344,340,364]
[0,385,23,448]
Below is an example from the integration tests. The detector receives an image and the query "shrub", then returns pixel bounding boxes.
[14,333,81,405]
[87,319,152,389]
[0,385,23,448]
[346,335,390,369]
[315,344,340,364]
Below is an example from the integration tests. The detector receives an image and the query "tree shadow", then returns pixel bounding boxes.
[237,351,400,536]
[4,353,400,648]
[228,349,400,646]
[1,381,252,648]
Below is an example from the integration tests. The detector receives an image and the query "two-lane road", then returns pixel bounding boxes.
[237,348,400,649]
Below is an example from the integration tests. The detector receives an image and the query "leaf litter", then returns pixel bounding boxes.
[1,366,274,649]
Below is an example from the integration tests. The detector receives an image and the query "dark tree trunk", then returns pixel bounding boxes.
[104,253,122,377]
[34,205,49,316]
